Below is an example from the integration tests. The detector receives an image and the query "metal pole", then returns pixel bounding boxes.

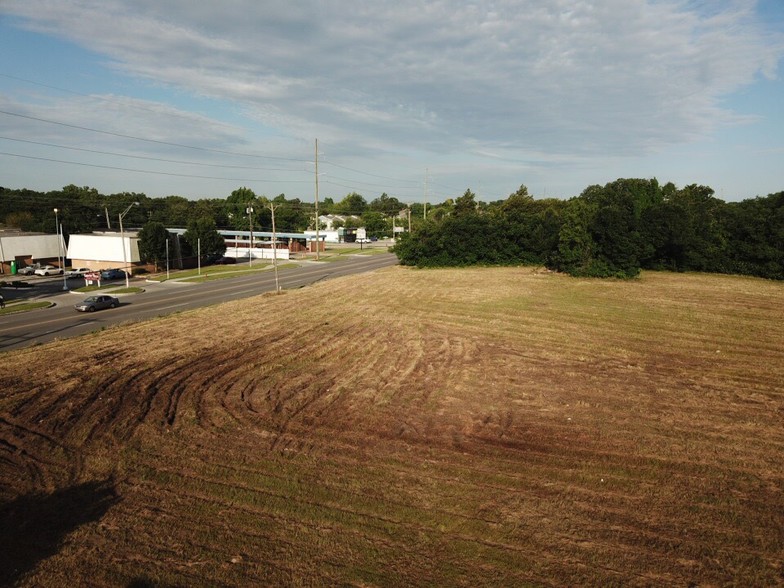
[119,212,128,288]
[118,202,139,289]
[247,205,254,267]
[60,222,67,291]
[197,237,201,276]
[166,238,170,280]
[54,208,60,270]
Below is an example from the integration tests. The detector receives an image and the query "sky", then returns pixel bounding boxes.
[1,0,783,204]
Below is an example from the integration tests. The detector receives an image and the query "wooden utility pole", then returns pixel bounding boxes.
[314,138,320,261]
[246,203,254,267]
[270,202,280,292]
[424,168,428,221]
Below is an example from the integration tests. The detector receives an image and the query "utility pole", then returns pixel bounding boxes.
[424,168,429,221]
[270,202,280,293]
[408,206,412,233]
[104,206,111,229]
[246,203,254,267]
[119,201,139,289]
[314,138,320,260]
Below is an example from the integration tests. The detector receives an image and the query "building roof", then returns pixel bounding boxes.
[0,233,64,261]
[167,228,325,240]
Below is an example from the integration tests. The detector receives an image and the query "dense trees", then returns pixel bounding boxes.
[394,180,784,281]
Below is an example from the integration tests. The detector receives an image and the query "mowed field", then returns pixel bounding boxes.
[1,266,782,587]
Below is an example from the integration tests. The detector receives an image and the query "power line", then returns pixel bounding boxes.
[0,136,309,172]
[0,109,310,163]
[0,151,312,184]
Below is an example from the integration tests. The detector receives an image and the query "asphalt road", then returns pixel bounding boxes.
[0,253,398,353]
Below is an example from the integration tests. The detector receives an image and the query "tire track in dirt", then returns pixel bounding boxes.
[0,416,83,496]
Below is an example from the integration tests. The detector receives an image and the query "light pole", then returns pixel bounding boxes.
[246,205,254,267]
[53,208,60,270]
[119,202,139,288]
[53,208,68,290]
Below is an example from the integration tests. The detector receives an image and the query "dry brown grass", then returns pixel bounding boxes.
[1,266,782,586]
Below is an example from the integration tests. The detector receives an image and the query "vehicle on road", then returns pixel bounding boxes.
[100,269,127,280]
[65,267,92,277]
[214,256,237,265]
[34,265,63,276]
[74,295,120,312]
[17,264,41,275]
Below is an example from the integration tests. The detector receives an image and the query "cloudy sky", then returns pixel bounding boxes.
[1,0,782,204]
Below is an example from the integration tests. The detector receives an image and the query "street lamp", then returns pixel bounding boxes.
[53,208,67,290]
[53,208,60,269]
[119,202,139,288]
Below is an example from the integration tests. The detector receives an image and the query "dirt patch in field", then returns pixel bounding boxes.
[1,267,783,586]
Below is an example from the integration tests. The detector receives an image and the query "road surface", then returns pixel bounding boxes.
[0,253,397,353]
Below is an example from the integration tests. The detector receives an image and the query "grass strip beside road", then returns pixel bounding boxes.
[0,300,52,315]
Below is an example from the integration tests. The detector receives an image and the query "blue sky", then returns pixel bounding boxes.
[1,0,782,204]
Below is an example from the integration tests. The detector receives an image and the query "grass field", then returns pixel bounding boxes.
[1,266,782,586]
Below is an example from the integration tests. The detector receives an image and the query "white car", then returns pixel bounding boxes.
[65,267,92,277]
[34,265,63,276]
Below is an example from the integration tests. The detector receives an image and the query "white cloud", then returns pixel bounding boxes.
[1,0,782,199]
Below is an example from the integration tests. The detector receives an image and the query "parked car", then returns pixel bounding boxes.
[74,295,120,312]
[100,269,127,280]
[214,256,237,265]
[202,253,223,265]
[65,267,92,277]
[17,263,41,275]
[34,265,63,276]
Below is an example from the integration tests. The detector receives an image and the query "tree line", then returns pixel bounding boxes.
[393,179,784,281]
[0,183,414,269]
[3,179,782,280]
[0,184,411,237]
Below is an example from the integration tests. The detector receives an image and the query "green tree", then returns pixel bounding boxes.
[335,192,367,216]
[453,190,478,216]
[226,187,268,231]
[361,211,388,238]
[724,191,784,279]
[137,221,170,270]
[552,198,597,276]
[668,184,728,272]
[183,217,226,257]
[369,193,404,216]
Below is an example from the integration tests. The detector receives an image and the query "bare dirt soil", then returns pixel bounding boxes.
[1,266,782,586]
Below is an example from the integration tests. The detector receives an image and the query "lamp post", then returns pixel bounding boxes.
[246,205,254,267]
[119,202,139,288]
[53,208,68,290]
[53,208,60,270]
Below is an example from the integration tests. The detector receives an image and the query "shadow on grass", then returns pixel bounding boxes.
[0,479,119,585]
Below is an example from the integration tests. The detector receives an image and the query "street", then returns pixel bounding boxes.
[0,253,398,352]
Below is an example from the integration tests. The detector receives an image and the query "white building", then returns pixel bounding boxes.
[66,232,140,272]
[0,231,65,275]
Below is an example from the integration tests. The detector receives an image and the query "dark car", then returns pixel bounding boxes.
[74,295,120,312]
[100,269,127,280]
[202,253,223,265]
[214,256,237,265]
